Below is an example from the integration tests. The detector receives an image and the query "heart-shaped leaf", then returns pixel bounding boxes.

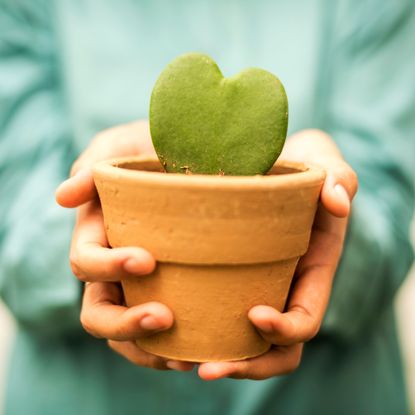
[150,53,288,175]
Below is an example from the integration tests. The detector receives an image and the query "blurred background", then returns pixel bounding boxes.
[1,220,414,414]
[1,2,414,414]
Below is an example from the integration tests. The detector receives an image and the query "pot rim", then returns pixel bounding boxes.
[93,156,326,190]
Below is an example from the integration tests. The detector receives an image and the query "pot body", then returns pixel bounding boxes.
[123,259,298,361]
[93,157,325,361]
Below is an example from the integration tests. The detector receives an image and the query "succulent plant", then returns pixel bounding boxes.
[150,53,288,175]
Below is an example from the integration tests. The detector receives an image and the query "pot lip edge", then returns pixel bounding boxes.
[92,155,326,188]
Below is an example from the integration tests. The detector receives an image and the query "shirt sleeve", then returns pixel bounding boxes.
[319,0,415,340]
[0,0,81,336]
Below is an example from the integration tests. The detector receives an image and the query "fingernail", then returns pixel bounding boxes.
[124,258,141,274]
[140,315,162,331]
[124,256,155,275]
[123,258,139,274]
[334,184,350,206]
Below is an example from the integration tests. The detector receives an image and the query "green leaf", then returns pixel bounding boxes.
[150,53,288,175]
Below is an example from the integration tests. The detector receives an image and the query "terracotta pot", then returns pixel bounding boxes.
[92,156,325,362]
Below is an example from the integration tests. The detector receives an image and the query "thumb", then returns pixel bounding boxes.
[56,121,152,208]
[318,158,358,218]
[282,129,358,218]
[55,166,96,208]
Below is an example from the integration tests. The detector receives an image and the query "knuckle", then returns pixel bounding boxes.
[70,159,83,177]
[69,253,82,278]
[111,324,130,341]
[289,305,321,342]
[77,273,89,283]
[286,361,299,374]
[70,252,89,282]
[305,322,321,342]
[80,311,100,338]
[230,362,250,380]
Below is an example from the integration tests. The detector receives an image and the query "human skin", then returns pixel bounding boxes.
[56,120,358,380]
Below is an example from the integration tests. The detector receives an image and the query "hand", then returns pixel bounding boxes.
[56,121,194,372]
[198,129,358,381]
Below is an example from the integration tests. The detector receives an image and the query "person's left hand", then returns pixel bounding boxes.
[197,129,358,380]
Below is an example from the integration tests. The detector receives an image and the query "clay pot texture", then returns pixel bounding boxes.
[93,156,325,362]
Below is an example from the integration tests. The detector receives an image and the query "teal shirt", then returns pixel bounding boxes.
[1,1,414,414]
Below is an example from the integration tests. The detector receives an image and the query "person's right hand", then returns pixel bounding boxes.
[55,120,194,372]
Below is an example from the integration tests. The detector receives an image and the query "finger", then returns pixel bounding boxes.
[71,121,153,176]
[56,138,130,208]
[56,167,96,208]
[250,211,347,346]
[81,282,173,340]
[56,121,153,208]
[108,340,169,370]
[320,166,358,218]
[165,360,196,372]
[198,344,303,381]
[293,209,347,315]
[108,340,195,371]
[56,149,108,208]
[281,130,358,218]
[70,202,155,281]
[248,305,318,346]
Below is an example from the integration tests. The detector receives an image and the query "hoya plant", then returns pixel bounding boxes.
[149,53,288,176]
